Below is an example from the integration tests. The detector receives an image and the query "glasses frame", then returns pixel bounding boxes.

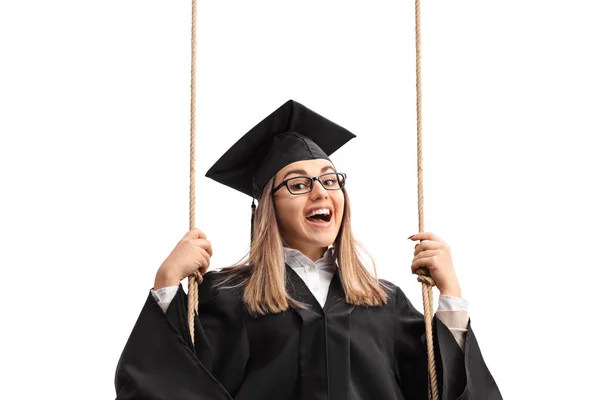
[271,172,347,196]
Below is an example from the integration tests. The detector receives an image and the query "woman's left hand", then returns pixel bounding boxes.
[409,232,462,298]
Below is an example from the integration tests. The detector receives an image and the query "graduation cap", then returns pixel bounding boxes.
[205,100,356,241]
[205,99,356,199]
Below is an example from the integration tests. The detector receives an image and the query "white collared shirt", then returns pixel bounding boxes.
[283,246,337,307]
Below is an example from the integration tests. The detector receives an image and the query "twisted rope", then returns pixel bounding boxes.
[187,0,202,346]
[414,0,439,398]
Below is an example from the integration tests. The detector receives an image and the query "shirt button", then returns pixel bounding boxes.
[311,286,319,291]
[308,265,316,271]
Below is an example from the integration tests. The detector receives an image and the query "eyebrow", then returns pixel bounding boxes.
[283,165,335,179]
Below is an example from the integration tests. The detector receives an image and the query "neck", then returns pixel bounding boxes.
[287,243,328,262]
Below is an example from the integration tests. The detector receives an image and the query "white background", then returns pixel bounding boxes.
[1,1,599,399]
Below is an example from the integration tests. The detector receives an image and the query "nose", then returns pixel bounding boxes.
[310,178,329,200]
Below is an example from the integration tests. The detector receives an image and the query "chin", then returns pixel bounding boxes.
[287,218,340,249]
[306,230,338,248]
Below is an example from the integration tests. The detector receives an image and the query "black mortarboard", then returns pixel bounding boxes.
[205,100,356,199]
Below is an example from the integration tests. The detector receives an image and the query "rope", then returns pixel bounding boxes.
[414,0,439,398]
[187,0,202,346]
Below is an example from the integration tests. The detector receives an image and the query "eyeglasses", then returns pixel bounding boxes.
[272,172,347,195]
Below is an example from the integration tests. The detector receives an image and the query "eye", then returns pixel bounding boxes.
[292,182,307,190]
[324,179,336,186]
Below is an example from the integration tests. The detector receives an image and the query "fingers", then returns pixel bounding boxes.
[411,255,440,273]
[183,228,207,240]
[408,232,446,245]
[191,238,213,257]
[413,240,448,255]
[413,249,439,261]
[196,247,211,272]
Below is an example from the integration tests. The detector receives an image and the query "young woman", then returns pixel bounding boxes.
[115,100,502,400]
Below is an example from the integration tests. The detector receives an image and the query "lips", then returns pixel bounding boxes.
[304,207,333,227]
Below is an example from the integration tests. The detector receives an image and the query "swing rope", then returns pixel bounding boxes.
[414,0,439,398]
[187,0,202,346]
[185,0,439,393]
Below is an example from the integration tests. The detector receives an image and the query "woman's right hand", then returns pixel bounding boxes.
[154,228,213,290]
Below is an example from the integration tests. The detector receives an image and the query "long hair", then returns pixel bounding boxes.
[218,177,388,315]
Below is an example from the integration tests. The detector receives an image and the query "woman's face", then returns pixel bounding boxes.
[272,159,345,252]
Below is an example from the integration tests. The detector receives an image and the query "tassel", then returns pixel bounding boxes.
[250,199,256,245]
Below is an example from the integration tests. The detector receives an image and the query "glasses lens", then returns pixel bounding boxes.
[321,173,344,190]
[287,177,312,194]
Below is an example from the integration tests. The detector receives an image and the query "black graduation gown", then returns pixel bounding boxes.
[115,267,502,400]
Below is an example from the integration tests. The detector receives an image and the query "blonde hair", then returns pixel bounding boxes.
[217,177,388,315]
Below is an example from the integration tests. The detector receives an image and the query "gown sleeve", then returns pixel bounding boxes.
[114,272,249,400]
[393,286,503,400]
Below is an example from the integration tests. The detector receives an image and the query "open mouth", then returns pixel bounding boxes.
[305,208,332,224]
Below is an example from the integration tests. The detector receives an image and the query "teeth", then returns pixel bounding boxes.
[306,208,331,218]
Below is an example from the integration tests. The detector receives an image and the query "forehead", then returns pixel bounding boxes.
[276,159,335,177]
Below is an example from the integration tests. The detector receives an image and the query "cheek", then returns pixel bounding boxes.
[275,198,305,230]
[333,194,345,224]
